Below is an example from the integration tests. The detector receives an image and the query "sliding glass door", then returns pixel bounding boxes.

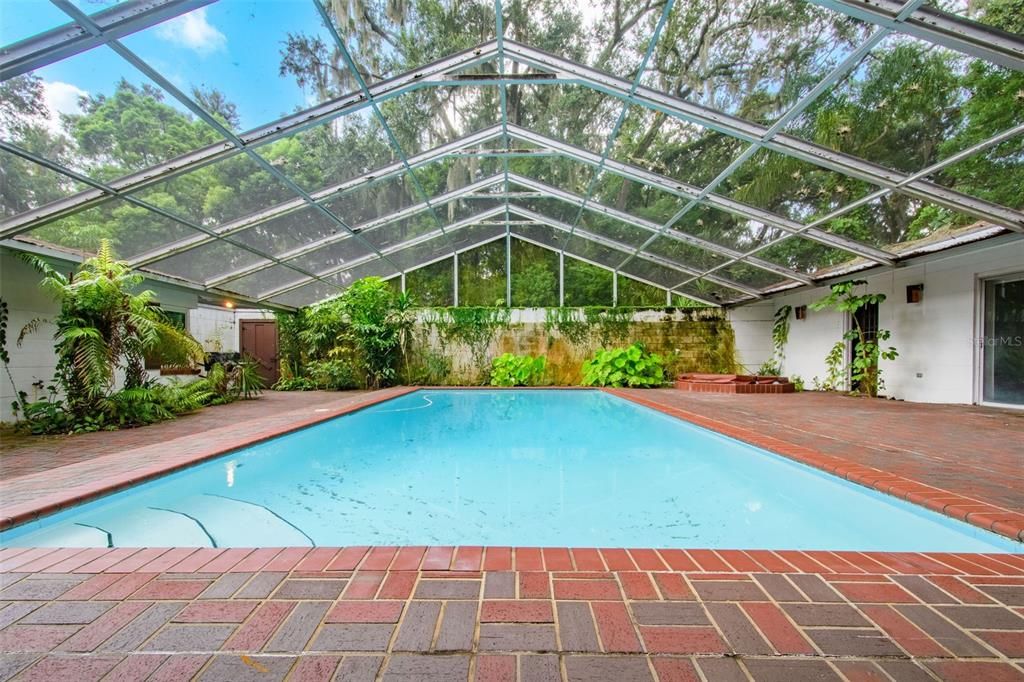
[982,274,1024,406]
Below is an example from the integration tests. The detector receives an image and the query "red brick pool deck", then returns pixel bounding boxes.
[1,388,1022,680]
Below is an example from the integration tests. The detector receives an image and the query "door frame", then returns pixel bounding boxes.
[847,300,880,394]
[239,318,279,385]
[974,268,1024,409]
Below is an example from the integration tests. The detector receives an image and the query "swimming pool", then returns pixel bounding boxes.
[2,390,1020,551]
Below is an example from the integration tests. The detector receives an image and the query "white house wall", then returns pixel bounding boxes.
[767,237,1024,405]
[189,305,238,353]
[188,306,276,354]
[726,301,775,373]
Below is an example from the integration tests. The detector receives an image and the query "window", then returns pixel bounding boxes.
[144,309,188,370]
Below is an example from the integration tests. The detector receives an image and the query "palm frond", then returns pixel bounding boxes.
[17,252,67,287]
[17,318,49,346]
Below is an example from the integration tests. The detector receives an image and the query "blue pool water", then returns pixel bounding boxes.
[2,390,1020,551]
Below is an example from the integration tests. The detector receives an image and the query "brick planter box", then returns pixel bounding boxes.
[676,373,795,394]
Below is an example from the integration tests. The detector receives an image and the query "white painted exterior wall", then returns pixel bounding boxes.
[187,306,276,354]
[1,249,63,418]
[765,236,1024,405]
[0,247,278,421]
[726,301,774,373]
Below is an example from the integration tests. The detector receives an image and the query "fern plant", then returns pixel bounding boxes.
[16,241,207,432]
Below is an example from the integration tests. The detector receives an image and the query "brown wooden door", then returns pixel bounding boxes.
[240,320,279,385]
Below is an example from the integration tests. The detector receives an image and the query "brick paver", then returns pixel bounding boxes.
[0,548,1020,680]
[0,391,372,479]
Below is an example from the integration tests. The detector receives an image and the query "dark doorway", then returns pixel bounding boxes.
[240,320,279,385]
[849,301,879,392]
[983,274,1024,405]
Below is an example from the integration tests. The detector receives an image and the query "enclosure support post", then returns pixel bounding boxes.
[559,251,565,307]
[612,272,618,307]
[666,288,672,306]
[453,252,459,307]
[401,272,406,294]
[505,232,512,306]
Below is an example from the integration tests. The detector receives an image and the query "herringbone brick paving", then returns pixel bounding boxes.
[1,546,1023,681]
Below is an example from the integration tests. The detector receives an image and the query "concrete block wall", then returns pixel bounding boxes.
[407,308,760,385]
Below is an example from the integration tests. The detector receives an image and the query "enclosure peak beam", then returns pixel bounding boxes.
[806,0,1024,72]
[500,40,1024,233]
[1,0,215,80]
[312,0,457,254]
[255,205,508,302]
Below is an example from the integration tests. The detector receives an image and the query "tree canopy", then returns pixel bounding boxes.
[2,0,1021,307]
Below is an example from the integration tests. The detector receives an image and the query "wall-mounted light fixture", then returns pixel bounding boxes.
[224,301,235,309]
[794,305,807,320]
[906,284,923,304]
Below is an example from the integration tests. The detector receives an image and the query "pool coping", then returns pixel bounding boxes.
[605,388,1024,544]
[1,386,1022,546]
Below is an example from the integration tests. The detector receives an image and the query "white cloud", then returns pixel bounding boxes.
[41,81,87,135]
[155,7,226,56]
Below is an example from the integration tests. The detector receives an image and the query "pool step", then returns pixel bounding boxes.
[177,495,314,547]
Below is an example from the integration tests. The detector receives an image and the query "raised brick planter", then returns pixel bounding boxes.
[675,373,796,394]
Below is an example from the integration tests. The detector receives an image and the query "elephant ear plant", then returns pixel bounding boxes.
[581,343,666,388]
[810,279,898,398]
[490,353,546,387]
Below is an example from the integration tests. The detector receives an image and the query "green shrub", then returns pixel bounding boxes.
[404,349,452,386]
[190,360,263,405]
[490,353,546,387]
[581,343,666,388]
[17,240,205,424]
[16,379,214,434]
[234,358,264,400]
[10,242,221,434]
[306,358,359,390]
[339,278,405,389]
[273,376,318,391]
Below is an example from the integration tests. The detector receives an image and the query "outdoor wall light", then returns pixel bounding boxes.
[906,284,924,304]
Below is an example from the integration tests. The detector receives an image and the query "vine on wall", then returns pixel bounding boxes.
[422,307,512,382]
[410,306,738,385]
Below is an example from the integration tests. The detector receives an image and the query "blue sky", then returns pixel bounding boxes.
[3,0,336,132]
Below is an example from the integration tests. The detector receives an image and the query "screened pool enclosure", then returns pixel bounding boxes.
[1,0,1022,309]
